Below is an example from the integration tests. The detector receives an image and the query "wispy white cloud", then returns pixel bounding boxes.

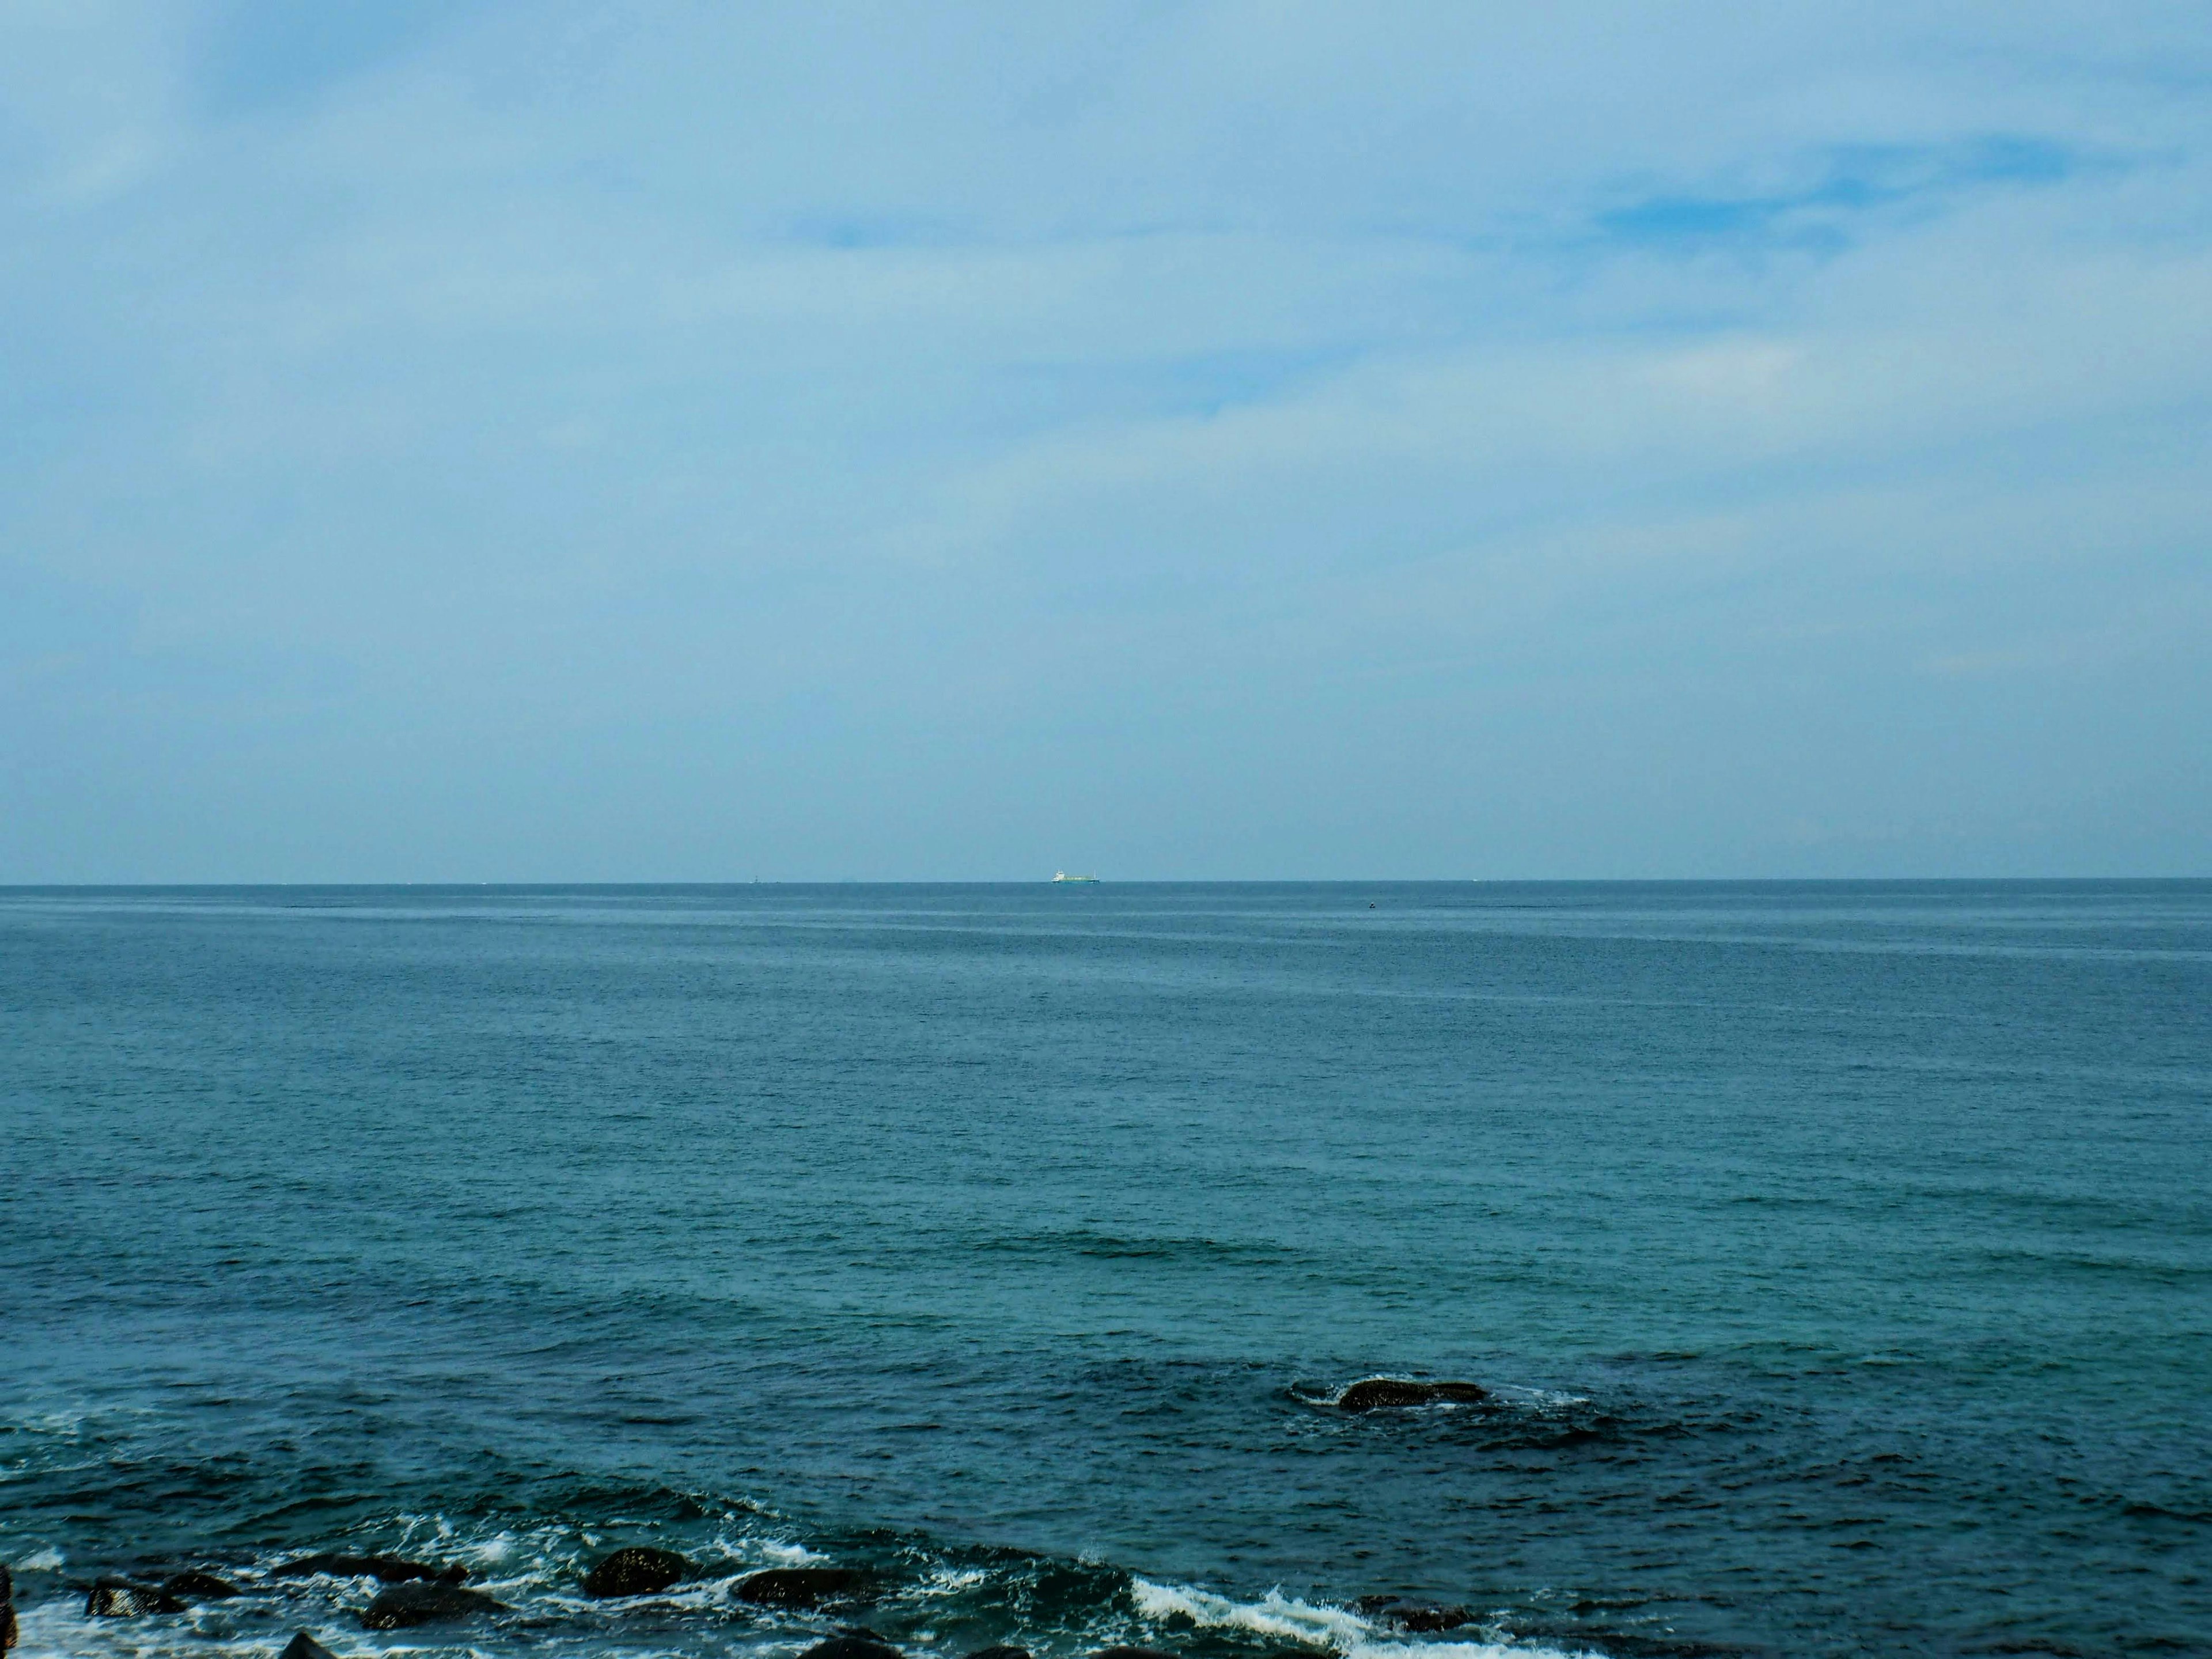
[1,1,2207,877]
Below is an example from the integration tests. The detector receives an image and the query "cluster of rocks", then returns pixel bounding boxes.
[46,1537,1473,1659]
[68,1550,498,1647]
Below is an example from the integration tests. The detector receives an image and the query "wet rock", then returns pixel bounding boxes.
[1093,1648,1178,1659]
[85,1578,187,1617]
[279,1635,338,1659]
[964,1646,1031,1659]
[359,1582,505,1629]
[275,1553,467,1585]
[1334,1378,1487,1413]
[162,1571,241,1601]
[1354,1597,1471,1632]
[583,1547,694,1598]
[734,1567,865,1608]
[800,1636,903,1659]
[2,1565,17,1655]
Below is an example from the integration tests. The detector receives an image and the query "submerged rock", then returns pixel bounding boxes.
[800,1635,903,1659]
[1093,1647,1177,1659]
[964,1646,1032,1659]
[733,1567,865,1608]
[584,1547,694,1598]
[85,1579,186,1617]
[359,1582,505,1629]
[276,1553,467,1585]
[279,1634,338,1659]
[162,1571,241,1601]
[1354,1597,1472,1632]
[1334,1378,1488,1413]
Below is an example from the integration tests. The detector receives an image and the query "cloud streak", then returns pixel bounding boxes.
[1,1,2207,878]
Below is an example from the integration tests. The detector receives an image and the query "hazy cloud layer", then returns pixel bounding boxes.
[3,1,2207,877]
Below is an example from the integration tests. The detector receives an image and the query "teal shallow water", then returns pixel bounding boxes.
[2,882,2207,1658]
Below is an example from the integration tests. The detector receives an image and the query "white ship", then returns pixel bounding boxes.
[1051,870,1100,884]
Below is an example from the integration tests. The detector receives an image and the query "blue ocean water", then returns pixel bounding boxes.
[2,882,2207,1659]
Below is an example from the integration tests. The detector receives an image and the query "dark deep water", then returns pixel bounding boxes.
[2,882,2207,1659]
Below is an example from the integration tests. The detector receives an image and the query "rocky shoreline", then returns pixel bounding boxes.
[18,1539,1484,1659]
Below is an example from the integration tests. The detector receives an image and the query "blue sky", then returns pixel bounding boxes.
[2,1,2207,878]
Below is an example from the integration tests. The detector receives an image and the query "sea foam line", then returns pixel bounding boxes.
[1132,1579,1372,1647]
[1131,1580,1600,1659]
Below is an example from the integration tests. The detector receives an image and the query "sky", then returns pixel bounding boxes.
[2,1,2208,880]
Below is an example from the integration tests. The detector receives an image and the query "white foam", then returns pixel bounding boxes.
[1130,1580,1600,1659]
[1346,1642,1600,1659]
[920,1566,989,1593]
[1130,1579,1372,1648]
[751,1538,828,1566]
[13,1547,63,1571]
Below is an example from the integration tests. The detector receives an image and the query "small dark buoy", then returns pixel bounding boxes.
[1368,902,1376,909]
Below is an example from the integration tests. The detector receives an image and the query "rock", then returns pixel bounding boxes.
[964,1647,1032,1659]
[1333,1378,1488,1413]
[733,1567,865,1608]
[275,1554,467,1585]
[583,1546,694,1598]
[1354,1597,1471,1632]
[1093,1647,1177,1659]
[279,1635,338,1659]
[800,1637,903,1659]
[85,1578,187,1617]
[358,1582,505,1630]
[2,1565,16,1655]
[162,1571,241,1600]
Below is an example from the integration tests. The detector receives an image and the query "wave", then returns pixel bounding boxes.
[1130,1580,1599,1659]
[7,1514,1611,1659]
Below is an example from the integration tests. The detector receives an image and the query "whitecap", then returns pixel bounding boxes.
[1346,1642,1601,1659]
[1130,1578,1372,1647]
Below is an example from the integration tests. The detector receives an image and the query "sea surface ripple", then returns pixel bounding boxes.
[3,882,2208,1658]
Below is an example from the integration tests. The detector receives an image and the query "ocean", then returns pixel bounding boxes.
[3,882,2207,1658]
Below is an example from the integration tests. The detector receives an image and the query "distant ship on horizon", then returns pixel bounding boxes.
[1051,870,1100,884]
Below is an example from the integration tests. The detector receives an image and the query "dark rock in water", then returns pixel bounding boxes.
[583,1546,694,1598]
[276,1553,467,1585]
[359,1582,505,1629]
[964,1646,1032,1659]
[162,1571,241,1601]
[1093,1648,1179,1659]
[86,1578,187,1617]
[279,1634,338,1659]
[734,1567,865,1608]
[1334,1378,1488,1412]
[1355,1597,1471,1632]
[2,1565,17,1655]
[800,1636,903,1659]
